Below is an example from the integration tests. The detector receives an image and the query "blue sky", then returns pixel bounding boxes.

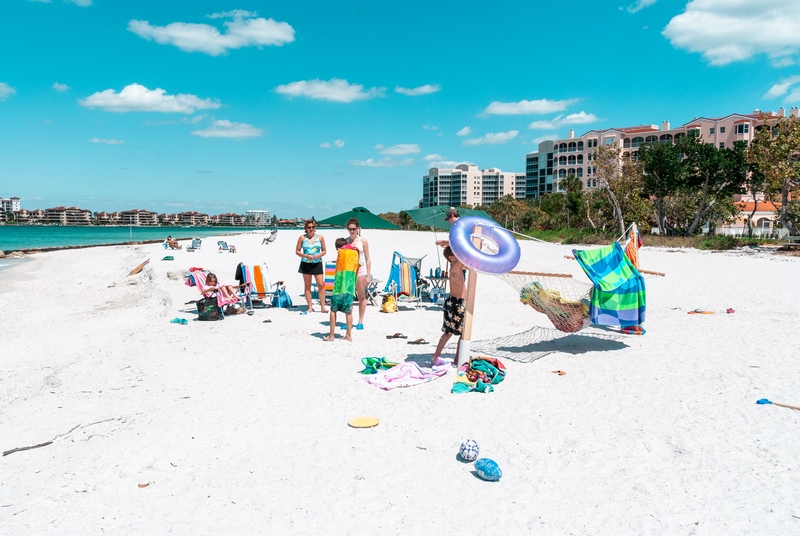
[2,0,800,219]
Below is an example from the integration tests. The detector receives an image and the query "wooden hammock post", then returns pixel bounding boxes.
[458,224,482,367]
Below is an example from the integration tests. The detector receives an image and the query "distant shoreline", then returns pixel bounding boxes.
[1,232,247,255]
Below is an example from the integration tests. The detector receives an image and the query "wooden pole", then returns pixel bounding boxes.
[457,224,482,367]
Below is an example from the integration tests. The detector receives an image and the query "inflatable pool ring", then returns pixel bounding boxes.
[448,216,520,275]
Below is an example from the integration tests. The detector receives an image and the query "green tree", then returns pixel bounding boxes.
[639,140,685,235]
[560,174,584,228]
[483,195,530,231]
[678,132,746,235]
[746,116,800,235]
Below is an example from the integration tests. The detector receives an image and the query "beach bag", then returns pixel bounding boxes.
[271,287,293,308]
[197,297,223,321]
[381,294,397,314]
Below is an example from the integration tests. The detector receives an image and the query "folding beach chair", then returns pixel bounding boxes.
[185,268,247,318]
[217,241,236,253]
[235,262,282,309]
[262,230,278,245]
[187,238,202,252]
[383,252,421,309]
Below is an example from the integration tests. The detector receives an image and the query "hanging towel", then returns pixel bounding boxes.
[573,242,646,328]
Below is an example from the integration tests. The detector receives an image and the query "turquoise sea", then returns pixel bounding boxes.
[0,225,275,253]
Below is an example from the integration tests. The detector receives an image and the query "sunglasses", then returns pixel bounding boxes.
[347,227,358,231]
[306,225,316,229]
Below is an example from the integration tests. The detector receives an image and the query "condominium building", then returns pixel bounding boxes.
[178,211,209,226]
[525,108,791,197]
[245,209,271,226]
[120,209,158,226]
[422,164,525,208]
[0,197,20,213]
[44,206,92,225]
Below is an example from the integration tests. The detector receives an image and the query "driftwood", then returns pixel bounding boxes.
[3,424,80,457]
[127,259,150,277]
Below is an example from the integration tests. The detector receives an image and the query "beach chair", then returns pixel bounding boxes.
[262,231,278,245]
[235,262,282,309]
[383,252,421,309]
[187,238,202,252]
[185,268,246,317]
[217,241,236,253]
[311,262,335,303]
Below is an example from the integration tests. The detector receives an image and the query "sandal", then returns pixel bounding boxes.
[407,338,428,345]
[551,370,566,375]
[386,333,408,339]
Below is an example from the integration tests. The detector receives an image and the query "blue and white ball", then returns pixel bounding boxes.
[459,439,480,461]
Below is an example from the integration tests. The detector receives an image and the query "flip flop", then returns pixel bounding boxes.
[386,333,408,339]
[407,338,428,345]
[688,309,714,314]
[551,370,566,375]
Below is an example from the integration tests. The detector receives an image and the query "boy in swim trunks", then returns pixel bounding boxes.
[432,246,466,366]
[324,238,359,342]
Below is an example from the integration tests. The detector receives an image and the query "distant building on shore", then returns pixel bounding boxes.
[422,164,525,208]
[1,197,20,213]
[525,108,789,197]
[43,206,93,225]
[120,209,158,226]
[245,209,271,226]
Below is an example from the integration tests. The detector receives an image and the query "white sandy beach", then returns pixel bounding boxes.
[1,229,799,534]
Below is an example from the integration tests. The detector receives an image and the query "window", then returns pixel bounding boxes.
[576,167,583,178]
[558,169,567,178]
[735,123,750,134]
[577,141,584,151]
[631,136,644,148]
[559,143,567,152]
[559,156,567,165]
[688,128,700,136]
[710,127,715,135]
[720,126,726,134]
[568,155,576,165]
[568,142,577,152]
[577,155,583,164]
[568,168,575,177]
[623,138,631,149]
[604,137,615,146]
[645,135,658,144]
[719,142,725,149]
[659,134,672,144]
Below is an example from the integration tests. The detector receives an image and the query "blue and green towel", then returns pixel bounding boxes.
[573,242,646,328]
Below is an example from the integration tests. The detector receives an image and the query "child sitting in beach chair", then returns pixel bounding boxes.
[324,238,360,342]
[201,273,239,302]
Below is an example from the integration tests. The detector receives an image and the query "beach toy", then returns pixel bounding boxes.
[474,458,502,481]
[170,318,188,325]
[348,416,379,428]
[459,439,480,462]
[449,216,520,275]
[162,256,174,261]
[756,398,800,411]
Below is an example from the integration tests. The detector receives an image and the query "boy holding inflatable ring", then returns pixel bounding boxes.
[432,245,466,367]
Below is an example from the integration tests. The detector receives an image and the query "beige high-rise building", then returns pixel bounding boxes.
[422,164,525,208]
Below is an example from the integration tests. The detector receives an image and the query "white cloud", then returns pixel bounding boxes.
[627,0,657,13]
[320,140,345,148]
[88,137,123,144]
[764,75,800,99]
[207,10,257,19]
[428,160,475,169]
[423,124,438,130]
[52,82,68,92]
[663,0,800,66]
[456,126,471,136]
[423,154,443,161]
[483,98,579,115]
[379,143,420,155]
[275,78,385,103]
[374,144,384,149]
[531,134,559,145]
[786,88,800,103]
[395,84,441,96]
[528,111,600,130]
[462,130,519,146]
[80,83,221,113]
[128,12,294,56]
[0,82,15,100]
[191,119,263,138]
[31,0,94,5]
[349,157,414,168]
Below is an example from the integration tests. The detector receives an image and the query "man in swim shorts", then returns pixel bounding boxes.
[432,245,466,366]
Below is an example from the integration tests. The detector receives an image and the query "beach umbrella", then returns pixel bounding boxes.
[401,206,498,231]
[317,207,400,229]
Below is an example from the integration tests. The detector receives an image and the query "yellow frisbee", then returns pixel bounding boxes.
[348,416,379,428]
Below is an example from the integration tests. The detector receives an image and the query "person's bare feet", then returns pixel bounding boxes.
[320,308,329,313]
[323,334,334,341]
[343,334,352,342]
[307,307,314,313]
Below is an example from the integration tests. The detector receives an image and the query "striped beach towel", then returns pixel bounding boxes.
[573,242,646,327]
[324,262,336,293]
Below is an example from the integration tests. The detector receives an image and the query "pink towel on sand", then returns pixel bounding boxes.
[364,362,448,390]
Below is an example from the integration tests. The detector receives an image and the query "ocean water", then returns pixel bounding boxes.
[0,226,275,252]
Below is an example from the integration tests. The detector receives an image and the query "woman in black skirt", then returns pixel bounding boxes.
[295,219,328,313]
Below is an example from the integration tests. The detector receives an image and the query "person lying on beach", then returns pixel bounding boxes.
[432,246,466,366]
[324,238,359,342]
[201,273,239,301]
[166,236,182,249]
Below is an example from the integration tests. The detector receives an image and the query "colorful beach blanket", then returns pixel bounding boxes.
[358,357,399,375]
[365,362,448,390]
[573,242,646,328]
[452,357,507,394]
